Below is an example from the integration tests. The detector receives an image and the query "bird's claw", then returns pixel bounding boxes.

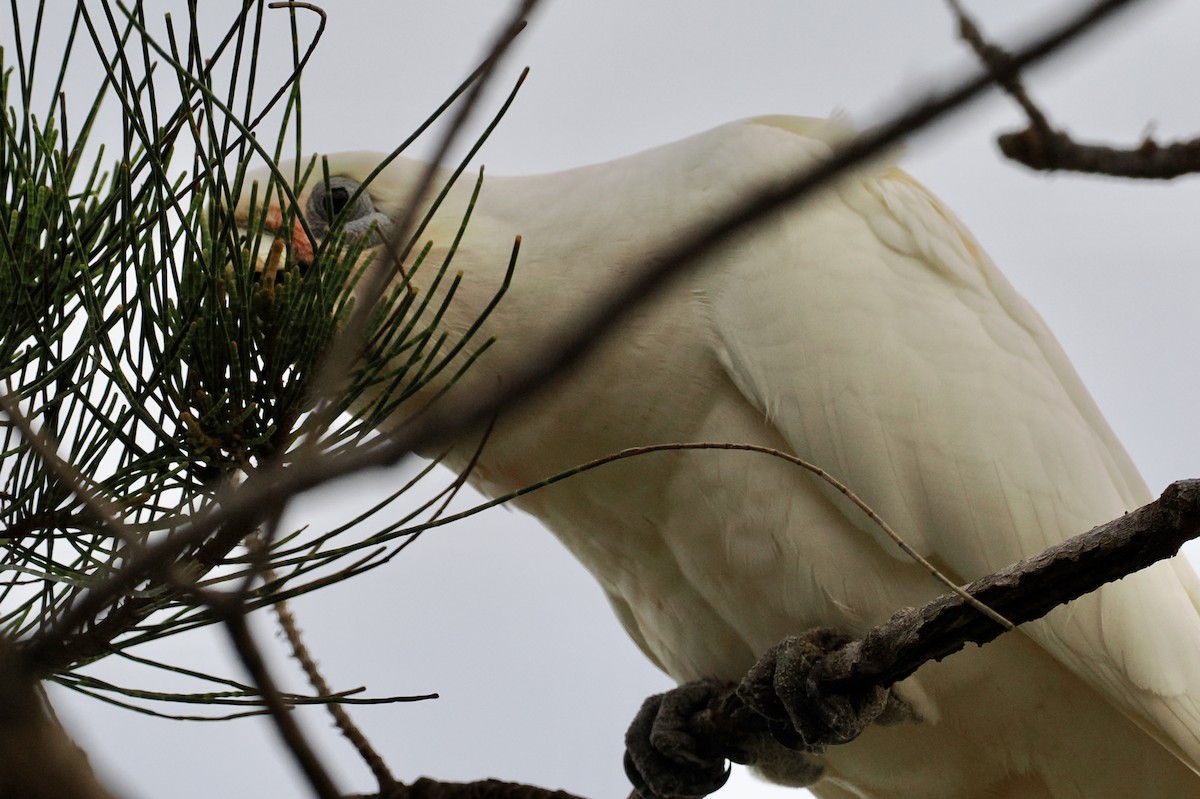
[623,629,912,797]
[737,628,897,749]
[623,680,732,799]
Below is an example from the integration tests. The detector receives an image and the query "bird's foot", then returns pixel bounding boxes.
[623,680,732,799]
[623,677,828,798]
[622,628,913,798]
[737,628,911,750]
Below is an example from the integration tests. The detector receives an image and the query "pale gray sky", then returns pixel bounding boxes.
[7,2,1199,798]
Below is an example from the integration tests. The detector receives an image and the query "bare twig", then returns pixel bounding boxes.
[947,0,1052,131]
[266,568,399,793]
[823,478,1200,688]
[996,129,1200,179]
[948,0,1200,178]
[219,604,342,799]
[385,442,1011,629]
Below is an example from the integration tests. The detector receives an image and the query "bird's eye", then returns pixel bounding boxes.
[307,175,371,230]
[304,174,392,247]
[328,186,351,217]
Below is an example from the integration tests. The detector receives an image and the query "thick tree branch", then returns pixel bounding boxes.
[683,479,1200,763]
[0,640,120,799]
[819,477,1200,691]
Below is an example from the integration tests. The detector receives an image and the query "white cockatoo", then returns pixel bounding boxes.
[236,116,1200,798]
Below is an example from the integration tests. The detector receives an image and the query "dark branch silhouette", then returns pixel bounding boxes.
[0,642,118,799]
[948,0,1200,179]
[349,777,589,799]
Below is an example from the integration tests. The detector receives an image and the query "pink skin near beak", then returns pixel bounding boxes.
[235,204,315,267]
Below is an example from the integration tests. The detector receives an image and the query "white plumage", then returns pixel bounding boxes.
[239,116,1200,798]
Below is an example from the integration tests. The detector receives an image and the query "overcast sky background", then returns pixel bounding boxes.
[5,1,1200,798]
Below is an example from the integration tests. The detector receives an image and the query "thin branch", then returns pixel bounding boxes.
[0,389,138,547]
[22,493,270,672]
[948,0,1200,178]
[220,605,342,799]
[946,0,1052,131]
[266,565,399,793]
[357,442,1010,629]
[997,129,1200,179]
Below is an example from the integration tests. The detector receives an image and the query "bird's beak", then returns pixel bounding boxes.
[234,202,315,269]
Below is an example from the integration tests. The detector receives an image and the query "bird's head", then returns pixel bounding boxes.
[233,152,405,272]
[224,152,515,446]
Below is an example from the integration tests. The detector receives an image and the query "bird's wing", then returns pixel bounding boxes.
[698,116,1200,768]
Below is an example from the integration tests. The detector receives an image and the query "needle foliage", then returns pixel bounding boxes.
[0,1,510,717]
